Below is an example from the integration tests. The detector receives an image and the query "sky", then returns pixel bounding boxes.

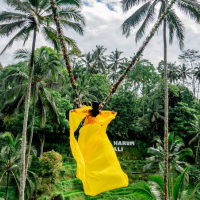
[0,0,200,68]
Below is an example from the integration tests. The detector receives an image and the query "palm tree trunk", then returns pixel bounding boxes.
[25,92,36,177]
[19,26,37,200]
[196,139,200,164]
[197,80,200,102]
[163,8,169,200]
[39,133,45,157]
[5,171,10,200]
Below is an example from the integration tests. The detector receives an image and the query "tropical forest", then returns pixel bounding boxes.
[0,0,200,200]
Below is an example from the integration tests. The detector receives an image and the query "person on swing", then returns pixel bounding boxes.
[69,102,128,196]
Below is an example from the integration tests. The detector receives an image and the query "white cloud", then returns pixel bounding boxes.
[0,0,200,68]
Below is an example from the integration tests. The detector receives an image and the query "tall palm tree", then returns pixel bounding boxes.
[188,115,200,164]
[2,47,62,156]
[1,47,62,197]
[108,49,126,83]
[0,1,84,198]
[121,1,200,198]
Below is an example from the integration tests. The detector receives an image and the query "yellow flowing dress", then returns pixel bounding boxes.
[69,106,128,196]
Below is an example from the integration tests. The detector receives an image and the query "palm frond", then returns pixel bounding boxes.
[177,0,200,22]
[41,27,60,52]
[57,0,82,8]
[132,181,156,199]
[173,165,190,200]
[42,88,60,125]
[167,10,185,49]
[121,1,151,37]
[64,35,81,55]
[0,20,27,37]
[121,0,149,12]
[14,48,31,60]
[148,175,164,200]
[135,0,158,42]
[0,26,31,55]
[60,20,84,35]
[0,11,27,23]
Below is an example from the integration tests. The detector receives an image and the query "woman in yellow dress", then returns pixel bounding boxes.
[69,102,128,196]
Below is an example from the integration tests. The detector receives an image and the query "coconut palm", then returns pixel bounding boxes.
[1,47,62,188]
[80,52,97,74]
[179,63,192,84]
[168,62,180,83]
[0,132,21,200]
[65,73,97,106]
[108,49,126,83]
[0,1,84,198]
[188,115,200,164]
[133,166,200,200]
[121,1,200,198]
[92,45,108,74]
[0,0,85,55]
[143,100,164,133]
[0,132,37,200]
[143,133,193,175]
[178,49,200,97]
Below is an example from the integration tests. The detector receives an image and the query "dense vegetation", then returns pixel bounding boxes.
[0,46,200,199]
[0,0,200,199]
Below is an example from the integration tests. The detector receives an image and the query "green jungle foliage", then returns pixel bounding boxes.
[0,46,200,199]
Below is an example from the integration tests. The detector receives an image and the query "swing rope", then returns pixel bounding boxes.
[50,0,82,108]
[99,0,177,110]
[50,0,177,110]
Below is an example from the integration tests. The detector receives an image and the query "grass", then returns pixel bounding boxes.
[36,158,151,200]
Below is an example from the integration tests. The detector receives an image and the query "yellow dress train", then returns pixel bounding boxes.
[69,106,128,196]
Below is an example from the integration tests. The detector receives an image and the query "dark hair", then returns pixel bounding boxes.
[90,101,100,117]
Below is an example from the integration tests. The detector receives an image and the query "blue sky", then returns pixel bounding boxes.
[0,0,200,67]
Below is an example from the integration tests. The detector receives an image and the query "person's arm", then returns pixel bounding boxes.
[70,106,91,117]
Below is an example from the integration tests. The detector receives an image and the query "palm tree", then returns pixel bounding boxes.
[0,0,85,55]
[0,132,37,200]
[168,62,180,83]
[143,101,164,139]
[179,63,192,85]
[121,1,200,198]
[0,132,21,200]
[80,52,98,74]
[0,1,84,198]
[178,49,200,97]
[143,133,193,175]
[65,73,97,106]
[1,47,62,197]
[133,166,200,200]
[2,47,62,155]
[108,49,126,83]
[188,115,200,164]
[92,45,108,74]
